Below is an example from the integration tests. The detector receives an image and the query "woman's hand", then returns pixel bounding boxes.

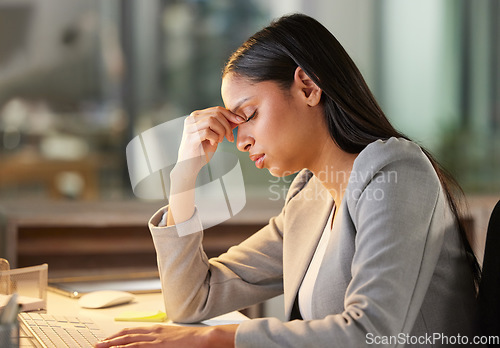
[177,107,245,174]
[166,107,245,227]
[94,324,238,348]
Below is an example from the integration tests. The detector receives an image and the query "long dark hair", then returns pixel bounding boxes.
[223,13,481,290]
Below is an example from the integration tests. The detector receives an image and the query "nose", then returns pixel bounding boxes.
[236,124,254,152]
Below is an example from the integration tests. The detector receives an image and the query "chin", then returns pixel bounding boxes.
[268,166,300,178]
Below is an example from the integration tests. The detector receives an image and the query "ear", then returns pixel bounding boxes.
[293,66,322,107]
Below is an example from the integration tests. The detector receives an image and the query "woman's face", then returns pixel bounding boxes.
[221,72,327,177]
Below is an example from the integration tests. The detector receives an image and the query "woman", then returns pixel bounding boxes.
[97,14,479,347]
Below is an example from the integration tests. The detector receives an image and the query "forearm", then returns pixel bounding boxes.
[167,165,197,226]
[96,323,238,348]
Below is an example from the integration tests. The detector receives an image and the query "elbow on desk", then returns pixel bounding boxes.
[166,307,201,324]
[163,288,242,324]
[163,293,215,324]
[166,306,215,324]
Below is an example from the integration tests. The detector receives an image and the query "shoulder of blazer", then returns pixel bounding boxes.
[351,137,434,186]
[346,137,438,209]
[284,169,314,204]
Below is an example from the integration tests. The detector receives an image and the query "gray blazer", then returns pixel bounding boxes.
[149,138,477,347]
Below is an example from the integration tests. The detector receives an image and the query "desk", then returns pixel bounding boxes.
[20,290,248,346]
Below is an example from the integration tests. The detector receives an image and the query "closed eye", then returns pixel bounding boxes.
[246,111,256,122]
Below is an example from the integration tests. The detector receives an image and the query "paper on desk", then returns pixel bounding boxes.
[115,310,167,322]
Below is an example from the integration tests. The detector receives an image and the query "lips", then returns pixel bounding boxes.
[250,154,265,169]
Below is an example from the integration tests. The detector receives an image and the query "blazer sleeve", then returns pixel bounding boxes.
[235,138,451,347]
[149,170,313,323]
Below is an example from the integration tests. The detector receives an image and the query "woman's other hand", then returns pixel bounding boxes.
[94,324,237,348]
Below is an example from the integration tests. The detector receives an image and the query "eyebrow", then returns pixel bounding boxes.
[229,97,252,116]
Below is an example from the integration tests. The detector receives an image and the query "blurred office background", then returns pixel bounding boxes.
[0,0,499,200]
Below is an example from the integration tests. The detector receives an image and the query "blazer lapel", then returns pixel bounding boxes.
[283,176,334,319]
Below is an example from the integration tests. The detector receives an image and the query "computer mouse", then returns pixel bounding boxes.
[78,290,136,309]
